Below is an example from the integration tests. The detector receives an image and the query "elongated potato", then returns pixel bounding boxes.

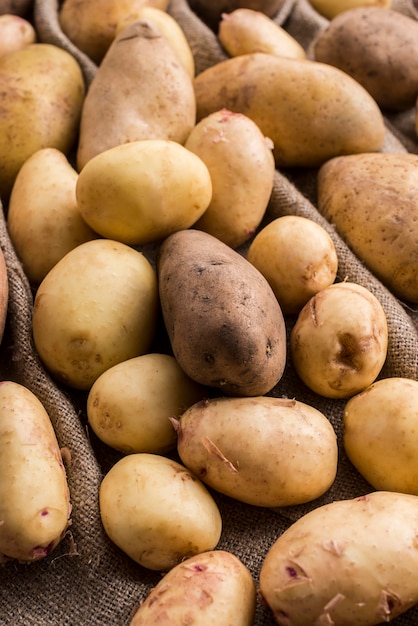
[129,550,256,625]
[194,53,385,168]
[176,396,337,507]
[0,381,71,562]
[260,491,418,626]
[157,229,287,396]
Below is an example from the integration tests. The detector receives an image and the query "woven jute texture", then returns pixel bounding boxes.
[2,0,418,623]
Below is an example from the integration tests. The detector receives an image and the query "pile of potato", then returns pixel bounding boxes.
[1,0,418,624]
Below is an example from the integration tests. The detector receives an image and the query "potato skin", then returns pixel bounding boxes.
[129,550,256,626]
[187,0,286,31]
[0,381,71,562]
[309,0,391,20]
[260,491,418,626]
[177,396,337,507]
[194,53,385,168]
[317,152,418,303]
[313,7,418,111]
[157,229,287,396]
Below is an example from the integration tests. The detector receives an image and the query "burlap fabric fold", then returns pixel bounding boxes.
[1,0,418,623]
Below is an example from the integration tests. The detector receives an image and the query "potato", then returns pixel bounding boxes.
[344,377,418,495]
[218,9,306,60]
[129,550,256,626]
[290,282,388,399]
[7,148,98,285]
[59,0,170,64]
[0,43,85,200]
[259,491,418,626]
[76,20,196,170]
[32,239,159,390]
[184,109,275,248]
[0,381,71,562]
[308,0,391,20]
[176,396,337,507]
[99,453,222,571]
[317,152,418,303]
[0,247,8,346]
[313,7,418,111]
[87,353,207,455]
[157,229,287,396]
[0,14,35,57]
[187,0,286,31]
[194,53,385,168]
[76,140,212,246]
[247,215,338,314]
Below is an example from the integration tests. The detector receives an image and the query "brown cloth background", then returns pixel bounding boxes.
[1,0,418,623]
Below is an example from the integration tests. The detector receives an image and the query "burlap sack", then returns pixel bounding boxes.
[1,0,418,623]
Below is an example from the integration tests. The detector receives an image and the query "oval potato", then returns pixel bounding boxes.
[99,453,222,571]
[308,0,391,20]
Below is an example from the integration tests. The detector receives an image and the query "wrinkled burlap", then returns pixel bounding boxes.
[1,0,418,623]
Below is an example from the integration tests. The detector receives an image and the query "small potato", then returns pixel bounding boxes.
[247,215,338,314]
[99,453,222,571]
[290,282,388,399]
[76,140,212,246]
[344,378,418,495]
[260,491,418,626]
[309,0,391,20]
[7,148,98,285]
[0,381,71,562]
[184,109,275,248]
[87,353,207,455]
[129,550,256,626]
[176,396,338,507]
[32,239,159,390]
[218,9,306,60]
[0,14,35,57]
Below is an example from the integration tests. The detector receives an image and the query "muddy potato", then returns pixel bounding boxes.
[129,550,256,626]
[247,215,338,314]
[218,9,306,60]
[187,0,286,31]
[194,53,385,168]
[99,453,222,571]
[184,109,275,248]
[76,20,196,170]
[0,14,35,57]
[176,396,337,507]
[0,381,71,562]
[76,140,212,245]
[260,491,418,626]
[344,377,418,495]
[290,282,388,399]
[313,7,418,111]
[317,152,418,303]
[32,239,159,390]
[87,353,207,455]
[7,148,97,285]
[157,229,287,397]
[308,0,391,20]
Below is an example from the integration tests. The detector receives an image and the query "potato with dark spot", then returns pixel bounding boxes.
[157,229,286,396]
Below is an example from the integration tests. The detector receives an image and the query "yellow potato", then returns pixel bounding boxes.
[0,14,36,57]
[87,353,207,454]
[76,140,212,245]
[0,381,71,562]
[184,109,275,248]
[218,9,306,60]
[247,215,338,314]
[99,453,222,571]
[290,282,388,399]
[309,0,391,20]
[7,148,98,285]
[32,239,159,390]
[177,396,338,507]
[194,53,385,168]
[344,377,418,495]
[129,550,256,626]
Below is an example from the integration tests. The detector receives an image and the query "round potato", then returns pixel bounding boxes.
[0,14,35,57]
[308,0,391,20]
[344,377,418,494]
[32,239,159,390]
[247,215,338,314]
[87,353,207,454]
[99,453,222,571]
[176,396,338,507]
[290,282,388,399]
[184,109,275,248]
[76,140,212,246]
